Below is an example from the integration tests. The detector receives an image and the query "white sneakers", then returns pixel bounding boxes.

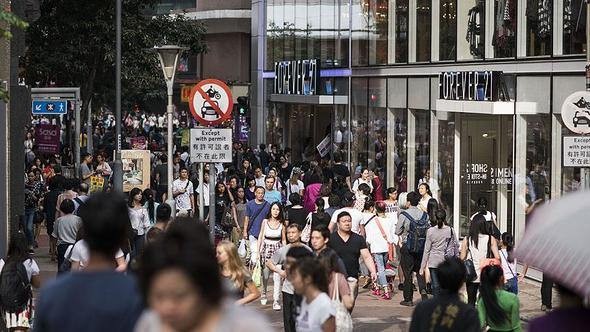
[260,296,268,306]
[272,301,281,311]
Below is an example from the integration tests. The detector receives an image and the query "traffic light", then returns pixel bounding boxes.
[237,96,249,117]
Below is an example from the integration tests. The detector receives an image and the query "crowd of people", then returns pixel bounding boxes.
[7,110,589,331]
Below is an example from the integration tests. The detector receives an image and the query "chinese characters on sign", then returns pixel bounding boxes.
[563,136,590,167]
[463,163,513,186]
[190,128,233,163]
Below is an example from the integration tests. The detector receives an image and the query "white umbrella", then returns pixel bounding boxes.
[515,190,590,298]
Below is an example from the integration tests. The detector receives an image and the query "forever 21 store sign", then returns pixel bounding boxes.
[438,71,502,102]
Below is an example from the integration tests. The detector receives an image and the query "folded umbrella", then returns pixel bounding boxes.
[515,190,590,298]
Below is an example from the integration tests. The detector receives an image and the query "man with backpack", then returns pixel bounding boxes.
[73,182,89,215]
[396,191,429,306]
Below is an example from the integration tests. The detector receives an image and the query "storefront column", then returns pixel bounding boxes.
[516,0,527,57]
[551,114,562,199]
[388,0,396,64]
[496,118,510,233]
[484,0,495,58]
[387,108,396,187]
[553,0,564,56]
[431,0,440,62]
[408,0,417,63]
[430,110,439,188]
[407,109,416,191]
[514,115,527,241]
[453,113,461,233]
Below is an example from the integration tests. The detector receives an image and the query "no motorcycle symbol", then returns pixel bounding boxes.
[189,79,234,126]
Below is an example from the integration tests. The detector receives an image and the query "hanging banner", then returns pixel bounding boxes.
[316,135,331,157]
[35,124,61,154]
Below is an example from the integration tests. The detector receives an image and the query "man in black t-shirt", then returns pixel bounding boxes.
[331,152,351,194]
[329,211,376,309]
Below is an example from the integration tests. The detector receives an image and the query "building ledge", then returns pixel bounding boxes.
[270,94,348,105]
[184,9,251,20]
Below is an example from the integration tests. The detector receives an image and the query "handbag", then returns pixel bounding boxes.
[252,260,262,287]
[374,217,394,262]
[301,213,312,243]
[331,274,353,332]
[220,204,234,229]
[59,243,75,272]
[443,227,460,259]
[464,239,477,283]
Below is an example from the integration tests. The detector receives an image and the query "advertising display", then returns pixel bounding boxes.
[120,150,151,192]
[35,124,61,154]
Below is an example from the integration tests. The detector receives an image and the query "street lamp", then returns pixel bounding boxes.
[154,45,188,216]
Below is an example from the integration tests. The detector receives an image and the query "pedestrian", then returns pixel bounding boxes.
[266,224,313,331]
[318,248,354,311]
[460,214,500,306]
[136,222,271,332]
[420,209,457,296]
[477,264,522,332]
[245,174,257,201]
[278,155,293,185]
[309,226,347,275]
[286,193,307,229]
[383,187,399,217]
[35,193,144,331]
[331,152,351,194]
[142,188,159,226]
[395,191,429,306]
[172,167,195,217]
[254,166,266,187]
[285,168,305,205]
[499,232,518,294]
[153,154,168,202]
[216,240,261,305]
[67,226,127,272]
[94,153,111,191]
[470,197,501,239]
[233,187,248,240]
[52,199,82,274]
[257,202,286,308]
[329,211,377,308]
[79,153,94,186]
[328,191,364,235]
[409,257,480,332]
[0,232,41,331]
[23,171,41,249]
[127,188,151,258]
[73,182,90,215]
[215,182,238,236]
[267,168,285,197]
[352,168,373,194]
[43,177,62,262]
[263,176,282,204]
[196,171,211,219]
[243,186,271,265]
[417,183,433,212]
[55,179,78,219]
[238,159,253,188]
[152,203,172,232]
[363,201,396,300]
[353,183,371,212]
[527,283,590,332]
[307,198,331,230]
[325,194,341,217]
[290,257,336,332]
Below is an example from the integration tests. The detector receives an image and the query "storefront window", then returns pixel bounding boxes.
[395,0,409,63]
[337,0,351,67]
[457,0,484,60]
[414,110,431,188]
[493,0,516,58]
[308,0,321,59]
[351,78,368,177]
[266,0,275,70]
[563,0,587,55]
[284,0,296,61]
[352,0,370,66]
[438,113,455,226]
[368,78,387,193]
[415,0,431,62]
[334,104,350,157]
[295,0,308,60]
[321,0,336,67]
[369,0,389,65]
[439,0,457,61]
[526,0,552,56]
[392,109,408,192]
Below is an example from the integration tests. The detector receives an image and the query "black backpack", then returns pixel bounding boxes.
[0,260,32,313]
[401,211,429,254]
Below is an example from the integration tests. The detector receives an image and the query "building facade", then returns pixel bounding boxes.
[253,0,590,241]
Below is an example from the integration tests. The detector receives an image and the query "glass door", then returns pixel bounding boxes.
[459,115,514,237]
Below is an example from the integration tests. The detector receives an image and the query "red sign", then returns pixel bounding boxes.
[130,136,147,150]
[188,79,233,126]
[35,124,60,154]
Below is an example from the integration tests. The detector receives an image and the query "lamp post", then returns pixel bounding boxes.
[112,0,123,192]
[154,45,188,216]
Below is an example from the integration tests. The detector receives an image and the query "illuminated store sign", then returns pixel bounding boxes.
[438,71,504,102]
[274,59,320,95]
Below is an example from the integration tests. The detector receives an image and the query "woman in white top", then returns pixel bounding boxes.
[128,188,151,258]
[0,232,41,331]
[418,183,433,212]
[460,214,500,306]
[285,168,305,205]
[291,257,336,332]
[257,202,286,308]
[352,168,373,193]
[364,201,397,300]
[94,153,112,191]
[500,232,518,295]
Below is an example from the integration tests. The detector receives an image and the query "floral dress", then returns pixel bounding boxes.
[260,220,283,266]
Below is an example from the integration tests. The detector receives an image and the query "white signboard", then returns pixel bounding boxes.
[563,136,590,167]
[561,91,590,135]
[190,128,233,163]
[316,135,331,157]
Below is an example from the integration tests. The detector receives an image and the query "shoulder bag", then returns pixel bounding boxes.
[443,227,460,259]
[374,217,394,262]
[500,250,517,279]
[464,238,477,283]
[331,274,353,332]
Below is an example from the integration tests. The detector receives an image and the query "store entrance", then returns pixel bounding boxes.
[459,115,513,237]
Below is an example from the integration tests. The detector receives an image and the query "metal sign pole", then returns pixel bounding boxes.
[209,163,216,243]
[199,163,204,221]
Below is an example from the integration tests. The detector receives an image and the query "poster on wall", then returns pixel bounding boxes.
[35,124,61,154]
[463,163,513,186]
[120,150,151,192]
[563,136,590,167]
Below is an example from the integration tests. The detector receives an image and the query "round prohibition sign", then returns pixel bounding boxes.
[189,79,234,126]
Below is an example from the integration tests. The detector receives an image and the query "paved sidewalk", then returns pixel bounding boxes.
[33,231,557,331]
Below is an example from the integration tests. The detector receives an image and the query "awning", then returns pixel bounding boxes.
[436,99,538,115]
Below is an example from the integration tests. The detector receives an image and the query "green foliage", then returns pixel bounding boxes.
[0,7,28,101]
[22,0,206,112]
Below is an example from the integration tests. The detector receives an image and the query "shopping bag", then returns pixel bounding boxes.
[238,239,247,259]
[252,260,262,287]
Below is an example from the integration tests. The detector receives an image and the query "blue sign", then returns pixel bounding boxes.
[32,100,68,115]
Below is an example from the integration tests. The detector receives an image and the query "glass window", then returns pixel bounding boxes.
[522,115,551,224]
[321,0,336,67]
[395,0,409,63]
[438,113,455,226]
[458,0,484,60]
[295,0,308,60]
[351,78,368,175]
[415,0,431,62]
[336,0,351,67]
[308,0,321,60]
[392,108,408,192]
[352,0,370,66]
[334,104,350,157]
[266,0,275,70]
[414,110,431,187]
[526,0,552,56]
[563,0,587,55]
[368,78,387,195]
[493,0,516,58]
[439,0,457,61]
[369,0,389,65]
[284,0,296,61]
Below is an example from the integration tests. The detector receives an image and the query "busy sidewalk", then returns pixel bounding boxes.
[33,230,556,332]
